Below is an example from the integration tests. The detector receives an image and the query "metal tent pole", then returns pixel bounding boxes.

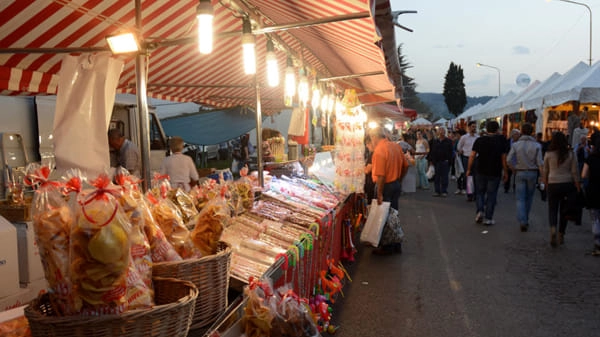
[135,0,151,192]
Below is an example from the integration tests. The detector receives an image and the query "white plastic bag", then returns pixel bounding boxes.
[426,164,435,180]
[455,153,464,175]
[360,199,391,247]
[466,175,474,195]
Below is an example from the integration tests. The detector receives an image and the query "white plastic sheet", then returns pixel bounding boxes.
[360,200,391,247]
[53,53,124,178]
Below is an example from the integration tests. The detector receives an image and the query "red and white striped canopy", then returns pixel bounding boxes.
[0,0,403,115]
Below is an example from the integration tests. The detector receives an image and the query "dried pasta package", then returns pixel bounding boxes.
[71,174,131,315]
[190,189,230,256]
[147,191,202,259]
[26,163,75,316]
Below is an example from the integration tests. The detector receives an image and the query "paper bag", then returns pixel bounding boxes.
[360,200,390,247]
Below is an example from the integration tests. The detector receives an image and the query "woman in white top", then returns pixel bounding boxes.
[415,131,430,190]
[160,136,199,192]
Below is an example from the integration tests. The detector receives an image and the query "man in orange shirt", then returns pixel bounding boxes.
[369,127,408,254]
[370,127,407,208]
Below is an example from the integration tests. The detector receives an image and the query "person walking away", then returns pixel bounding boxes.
[160,136,199,192]
[466,121,508,226]
[573,135,590,175]
[108,128,141,177]
[536,132,550,201]
[457,121,479,200]
[429,127,453,197]
[504,129,521,193]
[414,131,430,190]
[581,134,600,255]
[507,123,543,232]
[369,127,408,255]
[542,131,580,247]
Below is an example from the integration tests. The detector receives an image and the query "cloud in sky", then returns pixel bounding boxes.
[512,45,530,55]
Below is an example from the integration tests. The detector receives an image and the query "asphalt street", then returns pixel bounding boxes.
[331,184,600,337]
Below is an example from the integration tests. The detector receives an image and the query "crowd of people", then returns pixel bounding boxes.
[364,120,600,256]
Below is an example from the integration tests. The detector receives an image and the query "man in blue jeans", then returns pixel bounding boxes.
[466,121,508,225]
[507,123,544,232]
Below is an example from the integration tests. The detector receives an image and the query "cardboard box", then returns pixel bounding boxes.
[0,278,48,311]
[0,216,19,298]
[13,221,44,285]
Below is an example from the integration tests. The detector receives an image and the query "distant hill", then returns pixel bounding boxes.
[416,93,494,120]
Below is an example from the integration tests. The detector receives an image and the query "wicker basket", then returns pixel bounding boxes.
[24,277,198,337]
[153,241,232,330]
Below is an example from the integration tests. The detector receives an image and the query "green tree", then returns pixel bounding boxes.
[443,62,467,117]
[397,44,432,117]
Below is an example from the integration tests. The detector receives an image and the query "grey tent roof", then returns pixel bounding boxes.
[161,106,266,145]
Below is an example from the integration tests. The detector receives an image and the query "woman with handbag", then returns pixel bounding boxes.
[542,131,581,247]
[581,134,600,255]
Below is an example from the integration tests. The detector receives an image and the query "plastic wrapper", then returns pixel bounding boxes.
[0,315,31,337]
[139,197,182,262]
[229,180,254,214]
[190,192,229,256]
[168,188,197,223]
[190,178,219,211]
[147,192,201,259]
[26,163,74,316]
[241,278,275,337]
[71,175,131,315]
[116,179,154,309]
[271,292,319,337]
[231,254,272,282]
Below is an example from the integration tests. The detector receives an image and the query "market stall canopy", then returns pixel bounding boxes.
[411,117,431,127]
[0,0,403,115]
[161,106,262,145]
[364,103,415,120]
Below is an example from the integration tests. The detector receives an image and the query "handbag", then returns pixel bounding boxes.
[360,200,391,247]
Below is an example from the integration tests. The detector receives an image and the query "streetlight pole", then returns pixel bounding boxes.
[476,63,501,96]
[554,0,592,66]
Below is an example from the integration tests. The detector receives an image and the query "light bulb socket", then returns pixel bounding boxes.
[241,18,254,45]
[266,38,275,52]
[197,0,213,16]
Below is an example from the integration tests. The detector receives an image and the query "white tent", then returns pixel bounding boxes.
[434,117,448,125]
[411,117,432,127]
[543,61,600,106]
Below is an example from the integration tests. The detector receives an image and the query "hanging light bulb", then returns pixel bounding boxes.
[311,79,321,109]
[320,85,329,112]
[327,89,336,113]
[196,0,214,54]
[266,38,279,87]
[241,17,256,75]
[297,67,309,107]
[284,56,296,107]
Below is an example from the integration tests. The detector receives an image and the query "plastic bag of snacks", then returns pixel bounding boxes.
[71,174,131,315]
[26,163,75,315]
[271,289,319,337]
[114,171,154,309]
[242,278,276,337]
[190,187,230,256]
[147,176,201,259]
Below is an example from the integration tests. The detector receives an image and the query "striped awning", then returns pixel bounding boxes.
[0,0,402,114]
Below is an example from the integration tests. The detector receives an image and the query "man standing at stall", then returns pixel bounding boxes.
[369,127,408,211]
[108,128,141,177]
[369,127,408,255]
[456,121,479,200]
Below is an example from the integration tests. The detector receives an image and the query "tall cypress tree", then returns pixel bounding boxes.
[443,62,467,117]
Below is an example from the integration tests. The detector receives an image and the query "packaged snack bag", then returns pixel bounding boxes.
[71,174,131,315]
[26,164,74,315]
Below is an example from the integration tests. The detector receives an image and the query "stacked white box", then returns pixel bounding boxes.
[13,221,44,285]
[0,216,19,298]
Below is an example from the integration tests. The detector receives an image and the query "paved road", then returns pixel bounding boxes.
[332,185,600,337]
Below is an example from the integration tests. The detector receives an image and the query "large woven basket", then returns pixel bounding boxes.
[153,241,232,330]
[24,277,198,337]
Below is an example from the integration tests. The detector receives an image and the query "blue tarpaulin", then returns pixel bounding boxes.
[160,106,266,145]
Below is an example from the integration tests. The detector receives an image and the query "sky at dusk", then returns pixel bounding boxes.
[389,0,599,97]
